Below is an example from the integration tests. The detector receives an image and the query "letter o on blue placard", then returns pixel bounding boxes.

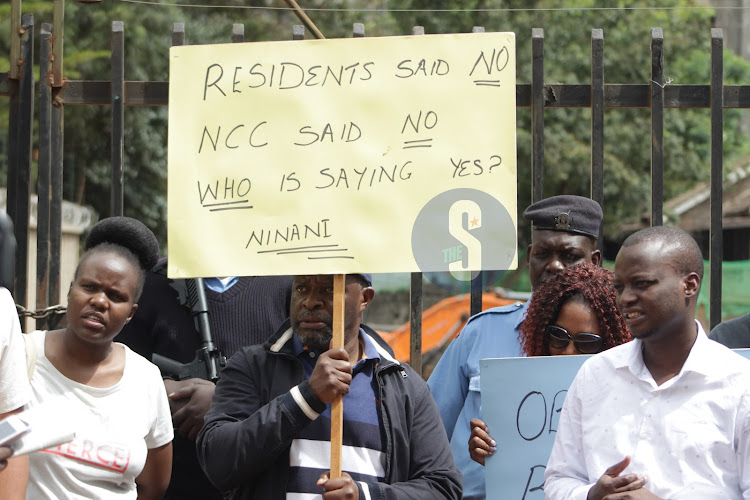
[516,391,547,441]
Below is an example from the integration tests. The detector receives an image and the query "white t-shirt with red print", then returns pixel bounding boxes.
[26,330,173,499]
[0,287,31,414]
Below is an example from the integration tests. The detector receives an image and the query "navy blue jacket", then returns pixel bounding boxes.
[196,320,462,500]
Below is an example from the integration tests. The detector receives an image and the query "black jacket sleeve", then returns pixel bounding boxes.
[195,347,324,492]
[364,370,462,500]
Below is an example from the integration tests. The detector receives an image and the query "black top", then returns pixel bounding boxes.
[709,313,750,349]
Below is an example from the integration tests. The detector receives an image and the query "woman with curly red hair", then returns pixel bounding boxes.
[468,262,631,466]
[519,262,631,356]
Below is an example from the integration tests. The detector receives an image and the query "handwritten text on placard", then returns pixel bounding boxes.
[480,356,590,499]
[168,33,517,278]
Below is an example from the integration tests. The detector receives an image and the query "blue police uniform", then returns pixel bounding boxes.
[427,300,529,500]
[427,194,602,499]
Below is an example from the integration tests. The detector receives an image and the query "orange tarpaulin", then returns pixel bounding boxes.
[378,293,521,364]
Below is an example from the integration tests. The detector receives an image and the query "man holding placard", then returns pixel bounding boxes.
[427,194,603,499]
[196,273,461,499]
[545,226,750,499]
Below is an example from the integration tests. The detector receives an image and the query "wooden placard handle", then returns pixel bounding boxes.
[330,273,345,479]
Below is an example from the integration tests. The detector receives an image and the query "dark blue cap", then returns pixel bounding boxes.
[523,195,603,239]
[355,274,373,286]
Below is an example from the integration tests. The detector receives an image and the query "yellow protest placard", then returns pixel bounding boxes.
[167,32,518,278]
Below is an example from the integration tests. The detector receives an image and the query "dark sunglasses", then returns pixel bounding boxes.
[545,325,604,355]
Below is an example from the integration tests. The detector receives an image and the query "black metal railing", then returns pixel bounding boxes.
[2,22,743,374]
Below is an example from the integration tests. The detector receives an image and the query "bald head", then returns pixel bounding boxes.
[621,226,704,281]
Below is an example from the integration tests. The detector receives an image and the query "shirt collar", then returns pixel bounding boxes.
[204,276,239,293]
[360,329,381,362]
[515,300,532,329]
[292,327,381,363]
[678,320,712,376]
[615,319,709,378]
[292,333,313,357]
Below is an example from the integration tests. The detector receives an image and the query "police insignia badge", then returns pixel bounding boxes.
[555,212,571,230]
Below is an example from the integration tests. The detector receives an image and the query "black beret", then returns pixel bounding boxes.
[523,195,603,238]
[85,216,160,270]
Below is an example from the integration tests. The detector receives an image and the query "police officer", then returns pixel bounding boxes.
[427,194,603,500]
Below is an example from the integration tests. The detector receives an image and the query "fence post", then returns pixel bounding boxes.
[409,25,425,377]
[52,0,64,87]
[9,0,22,80]
[172,22,185,47]
[650,28,664,227]
[531,28,545,204]
[292,25,304,40]
[37,23,53,330]
[48,0,65,321]
[49,61,64,323]
[232,23,244,43]
[710,28,724,329]
[8,14,35,307]
[469,26,486,317]
[590,29,605,247]
[111,21,125,216]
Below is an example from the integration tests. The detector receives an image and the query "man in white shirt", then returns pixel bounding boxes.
[545,225,750,500]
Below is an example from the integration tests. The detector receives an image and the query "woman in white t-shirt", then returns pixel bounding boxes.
[25,217,173,500]
[0,286,33,499]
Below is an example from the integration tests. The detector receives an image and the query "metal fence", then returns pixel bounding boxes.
[2,17,742,374]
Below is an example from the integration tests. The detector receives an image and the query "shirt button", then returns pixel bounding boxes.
[309,352,315,358]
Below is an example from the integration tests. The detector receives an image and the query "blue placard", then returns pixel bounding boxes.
[479,355,590,499]
[479,348,750,498]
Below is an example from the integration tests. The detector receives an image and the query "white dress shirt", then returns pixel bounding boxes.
[545,321,750,500]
